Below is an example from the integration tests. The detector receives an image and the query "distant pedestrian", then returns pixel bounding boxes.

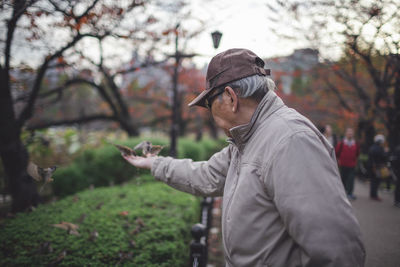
[336,127,360,200]
[368,134,388,201]
[322,124,337,147]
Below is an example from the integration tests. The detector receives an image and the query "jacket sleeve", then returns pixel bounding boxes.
[265,131,365,267]
[150,146,231,197]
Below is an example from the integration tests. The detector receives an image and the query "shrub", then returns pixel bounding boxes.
[52,146,143,197]
[52,137,166,197]
[0,182,199,266]
[52,137,227,197]
[200,138,227,160]
[178,138,205,161]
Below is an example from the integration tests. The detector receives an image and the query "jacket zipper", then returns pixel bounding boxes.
[223,149,241,253]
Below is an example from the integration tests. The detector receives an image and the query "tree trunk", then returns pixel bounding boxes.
[0,69,38,213]
[119,119,139,137]
[0,144,39,213]
[357,119,375,154]
[387,80,400,151]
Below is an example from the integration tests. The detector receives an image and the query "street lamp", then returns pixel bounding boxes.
[169,29,223,157]
[169,24,196,157]
[211,31,223,49]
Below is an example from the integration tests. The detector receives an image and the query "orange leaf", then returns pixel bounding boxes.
[119,211,129,216]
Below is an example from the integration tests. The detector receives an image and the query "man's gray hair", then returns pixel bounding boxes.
[225,75,276,100]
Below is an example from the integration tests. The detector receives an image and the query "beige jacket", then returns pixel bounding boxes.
[151,91,365,267]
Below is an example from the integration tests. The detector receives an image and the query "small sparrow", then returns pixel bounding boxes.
[113,141,164,157]
[134,141,151,154]
[27,162,57,193]
[134,141,164,157]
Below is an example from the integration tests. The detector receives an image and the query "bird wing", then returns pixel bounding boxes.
[113,143,136,156]
[149,145,164,156]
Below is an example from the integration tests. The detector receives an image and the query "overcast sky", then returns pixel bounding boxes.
[3,0,309,69]
[185,0,307,67]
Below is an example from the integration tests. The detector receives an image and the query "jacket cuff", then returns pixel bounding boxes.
[151,156,173,181]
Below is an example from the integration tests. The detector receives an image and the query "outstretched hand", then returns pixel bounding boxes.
[122,154,157,170]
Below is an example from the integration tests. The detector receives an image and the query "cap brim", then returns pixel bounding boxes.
[188,88,214,108]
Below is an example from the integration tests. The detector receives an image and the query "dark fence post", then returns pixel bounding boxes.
[190,223,207,267]
[189,197,214,266]
[201,197,214,243]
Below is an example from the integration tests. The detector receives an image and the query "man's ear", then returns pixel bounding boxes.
[225,86,239,112]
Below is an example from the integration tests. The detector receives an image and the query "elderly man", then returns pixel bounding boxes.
[123,49,365,267]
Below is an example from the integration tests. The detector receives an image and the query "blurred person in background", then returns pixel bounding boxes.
[368,134,388,201]
[336,127,360,200]
[322,124,337,147]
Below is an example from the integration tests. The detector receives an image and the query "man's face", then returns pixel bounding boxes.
[345,128,354,139]
[208,88,236,137]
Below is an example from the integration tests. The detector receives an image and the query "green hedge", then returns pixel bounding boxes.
[53,137,226,197]
[0,182,199,266]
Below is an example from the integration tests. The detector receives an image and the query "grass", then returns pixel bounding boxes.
[0,181,199,266]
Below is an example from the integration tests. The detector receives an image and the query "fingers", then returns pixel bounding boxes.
[122,154,137,161]
[121,153,155,170]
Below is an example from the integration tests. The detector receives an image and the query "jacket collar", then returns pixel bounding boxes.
[228,90,284,151]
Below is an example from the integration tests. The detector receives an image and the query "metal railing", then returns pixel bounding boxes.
[189,197,213,267]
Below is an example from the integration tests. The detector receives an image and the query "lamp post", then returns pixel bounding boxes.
[169,28,222,157]
[169,24,196,157]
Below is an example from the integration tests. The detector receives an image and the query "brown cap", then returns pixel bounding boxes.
[188,48,270,107]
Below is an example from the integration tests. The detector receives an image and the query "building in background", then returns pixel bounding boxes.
[265,48,319,94]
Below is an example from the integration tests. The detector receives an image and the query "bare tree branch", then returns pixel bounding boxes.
[26,114,115,131]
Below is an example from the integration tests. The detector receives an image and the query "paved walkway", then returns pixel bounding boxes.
[207,180,400,267]
[352,179,400,267]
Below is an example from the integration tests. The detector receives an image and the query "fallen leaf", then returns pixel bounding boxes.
[119,211,129,217]
[52,222,80,235]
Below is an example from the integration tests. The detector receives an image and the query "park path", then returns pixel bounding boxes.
[352,179,400,267]
[207,179,400,267]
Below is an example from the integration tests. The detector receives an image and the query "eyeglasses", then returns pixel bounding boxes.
[205,88,225,109]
